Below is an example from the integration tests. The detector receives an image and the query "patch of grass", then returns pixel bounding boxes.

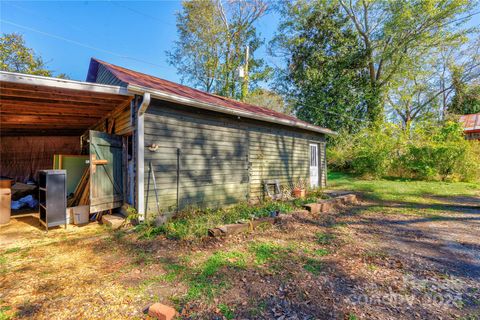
[303,258,323,275]
[313,248,330,256]
[248,242,287,265]
[0,306,12,320]
[218,303,235,320]
[362,249,388,260]
[0,256,7,275]
[328,171,480,205]
[161,250,248,303]
[315,232,335,245]
[3,247,21,254]
[348,313,358,320]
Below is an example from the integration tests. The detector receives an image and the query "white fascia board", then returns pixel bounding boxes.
[0,71,131,96]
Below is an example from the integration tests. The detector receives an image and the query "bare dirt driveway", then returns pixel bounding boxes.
[1,174,479,319]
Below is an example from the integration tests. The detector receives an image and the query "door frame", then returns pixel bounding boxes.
[309,143,319,188]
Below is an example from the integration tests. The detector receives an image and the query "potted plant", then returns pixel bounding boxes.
[292,178,306,198]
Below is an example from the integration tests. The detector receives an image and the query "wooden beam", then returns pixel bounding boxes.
[1,104,109,117]
[1,115,98,125]
[0,95,120,109]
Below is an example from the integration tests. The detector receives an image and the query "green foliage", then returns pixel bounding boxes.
[328,121,480,182]
[315,232,335,245]
[273,0,474,130]
[248,242,287,265]
[303,258,323,275]
[157,201,295,241]
[167,0,271,99]
[450,72,480,115]
[328,123,401,178]
[272,0,369,133]
[313,248,330,256]
[0,306,12,320]
[218,304,235,320]
[244,88,290,114]
[0,33,51,76]
[400,121,479,181]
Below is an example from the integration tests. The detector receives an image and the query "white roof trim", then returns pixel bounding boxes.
[0,71,131,96]
[127,84,337,136]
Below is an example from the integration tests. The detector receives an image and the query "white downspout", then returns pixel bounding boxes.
[136,92,151,221]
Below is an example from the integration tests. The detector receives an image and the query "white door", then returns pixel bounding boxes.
[309,143,319,188]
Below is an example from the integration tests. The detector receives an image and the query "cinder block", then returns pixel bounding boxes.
[303,203,321,215]
[147,303,176,320]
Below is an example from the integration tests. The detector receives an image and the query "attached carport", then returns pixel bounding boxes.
[0,71,132,136]
[0,71,133,220]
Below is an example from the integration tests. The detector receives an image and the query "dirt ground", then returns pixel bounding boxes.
[1,192,479,319]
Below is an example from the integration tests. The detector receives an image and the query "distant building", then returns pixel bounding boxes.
[459,113,480,140]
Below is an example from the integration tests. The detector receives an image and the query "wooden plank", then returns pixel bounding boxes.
[0,95,123,109]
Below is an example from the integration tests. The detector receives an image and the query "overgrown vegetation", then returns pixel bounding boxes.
[134,200,299,241]
[328,121,480,182]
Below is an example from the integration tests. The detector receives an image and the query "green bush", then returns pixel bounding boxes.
[328,121,480,182]
[328,123,400,178]
[401,122,480,181]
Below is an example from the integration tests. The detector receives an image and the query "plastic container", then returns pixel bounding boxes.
[0,188,12,225]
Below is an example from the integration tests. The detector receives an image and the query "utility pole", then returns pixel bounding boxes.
[241,45,249,101]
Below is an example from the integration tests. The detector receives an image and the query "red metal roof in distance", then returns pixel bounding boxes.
[459,113,480,133]
[87,58,334,135]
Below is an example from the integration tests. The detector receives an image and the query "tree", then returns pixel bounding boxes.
[0,33,52,76]
[338,0,473,122]
[167,0,271,100]
[244,88,291,113]
[271,0,370,133]
[450,77,480,115]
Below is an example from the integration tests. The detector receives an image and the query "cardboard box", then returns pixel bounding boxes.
[67,205,90,225]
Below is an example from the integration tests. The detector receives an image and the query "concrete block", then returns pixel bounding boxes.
[147,303,176,320]
[303,203,321,215]
[101,214,124,230]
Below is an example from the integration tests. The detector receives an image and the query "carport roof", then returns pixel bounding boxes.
[0,71,133,136]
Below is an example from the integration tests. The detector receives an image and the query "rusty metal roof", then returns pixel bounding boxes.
[459,113,480,133]
[88,58,335,135]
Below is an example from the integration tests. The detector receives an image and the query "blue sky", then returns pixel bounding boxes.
[0,1,281,83]
[0,1,478,85]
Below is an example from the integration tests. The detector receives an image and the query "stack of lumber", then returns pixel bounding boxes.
[67,168,90,207]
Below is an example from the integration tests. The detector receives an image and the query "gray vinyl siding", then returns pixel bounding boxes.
[143,99,326,213]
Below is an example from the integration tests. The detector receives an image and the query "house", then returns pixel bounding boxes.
[459,113,480,140]
[0,58,335,221]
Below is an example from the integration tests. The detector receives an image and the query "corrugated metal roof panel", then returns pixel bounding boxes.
[459,113,480,133]
[88,58,335,135]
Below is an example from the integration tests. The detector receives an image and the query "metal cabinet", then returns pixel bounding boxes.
[38,170,67,231]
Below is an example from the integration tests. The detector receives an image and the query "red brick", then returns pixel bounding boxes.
[303,203,321,215]
[148,303,176,320]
